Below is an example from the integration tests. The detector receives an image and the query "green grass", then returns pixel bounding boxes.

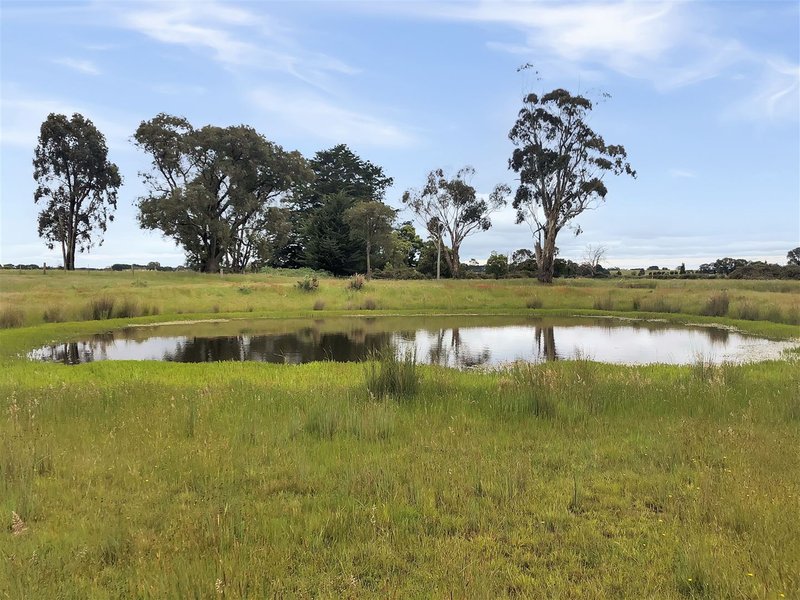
[1,271,799,597]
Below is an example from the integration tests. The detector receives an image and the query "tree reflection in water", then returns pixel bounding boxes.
[535,326,558,362]
[27,317,766,367]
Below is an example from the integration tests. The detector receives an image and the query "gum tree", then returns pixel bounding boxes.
[509,88,635,283]
[402,167,509,278]
[33,113,121,270]
[134,114,309,272]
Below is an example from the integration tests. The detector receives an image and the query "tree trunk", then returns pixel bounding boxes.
[65,246,75,271]
[366,239,372,280]
[204,255,220,274]
[436,237,441,280]
[536,224,558,284]
[446,245,460,278]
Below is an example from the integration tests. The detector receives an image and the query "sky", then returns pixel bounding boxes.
[1,0,798,269]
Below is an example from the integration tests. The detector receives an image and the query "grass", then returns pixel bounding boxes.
[2,269,799,328]
[1,270,799,597]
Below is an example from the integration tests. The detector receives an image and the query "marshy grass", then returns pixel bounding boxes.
[701,291,730,317]
[526,296,543,309]
[592,294,615,310]
[1,268,799,596]
[0,306,24,328]
[0,355,797,597]
[85,296,115,320]
[364,347,419,398]
[312,299,326,310]
[42,305,65,323]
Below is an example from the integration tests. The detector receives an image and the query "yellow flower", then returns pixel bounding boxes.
[746,573,754,577]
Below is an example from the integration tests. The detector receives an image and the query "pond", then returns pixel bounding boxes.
[28,315,791,368]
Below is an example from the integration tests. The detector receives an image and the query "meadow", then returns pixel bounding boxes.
[1,270,799,598]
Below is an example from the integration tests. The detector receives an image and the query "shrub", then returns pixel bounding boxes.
[526,296,543,309]
[296,276,319,292]
[313,299,325,311]
[348,274,365,291]
[700,292,729,317]
[87,296,115,320]
[43,305,65,323]
[361,297,377,310]
[0,307,24,329]
[365,348,419,399]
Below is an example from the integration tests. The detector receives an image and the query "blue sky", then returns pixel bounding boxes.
[1,0,798,269]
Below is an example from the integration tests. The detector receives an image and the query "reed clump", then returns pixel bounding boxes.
[0,307,24,328]
[701,291,729,317]
[365,348,418,399]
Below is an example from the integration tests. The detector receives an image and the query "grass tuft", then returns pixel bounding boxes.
[42,305,65,323]
[365,347,418,399]
[701,292,729,317]
[348,274,366,291]
[526,296,543,309]
[86,296,115,320]
[0,307,24,328]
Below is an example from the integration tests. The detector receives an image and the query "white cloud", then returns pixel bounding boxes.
[248,87,416,148]
[52,57,101,76]
[668,168,696,179]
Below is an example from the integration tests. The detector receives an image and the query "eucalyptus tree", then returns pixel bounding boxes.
[402,167,509,278]
[133,113,309,272]
[509,88,635,283]
[33,113,121,270]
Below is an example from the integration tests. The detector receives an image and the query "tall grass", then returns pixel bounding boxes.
[700,291,729,317]
[0,358,798,597]
[0,307,24,328]
[364,347,419,398]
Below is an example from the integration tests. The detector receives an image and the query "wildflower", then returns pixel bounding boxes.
[747,573,754,577]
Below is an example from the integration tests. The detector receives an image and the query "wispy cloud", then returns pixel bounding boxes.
[725,58,800,122]
[0,84,134,151]
[52,57,101,76]
[117,0,358,88]
[248,87,415,148]
[668,168,696,179]
[375,0,799,122]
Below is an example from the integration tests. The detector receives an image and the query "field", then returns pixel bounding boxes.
[1,270,799,598]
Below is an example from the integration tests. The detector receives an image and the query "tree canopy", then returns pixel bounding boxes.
[788,247,800,266]
[509,87,635,283]
[33,113,121,270]
[295,145,395,275]
[133,114,309,272]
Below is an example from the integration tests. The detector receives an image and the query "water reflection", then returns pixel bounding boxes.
[28,316,768,368]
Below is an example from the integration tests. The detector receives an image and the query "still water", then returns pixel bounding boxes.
[28,316,789,367]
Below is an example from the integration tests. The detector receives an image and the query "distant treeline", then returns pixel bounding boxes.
[6,255,797,280]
